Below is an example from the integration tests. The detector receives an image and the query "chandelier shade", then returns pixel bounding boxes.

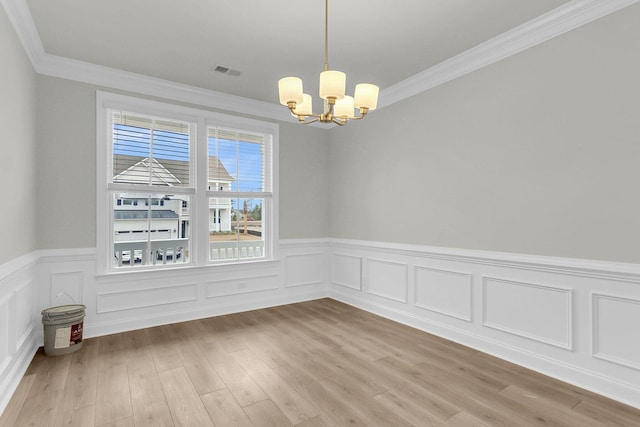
[278,77,304,105]
[277,0,379,126]
[319,70,346,100]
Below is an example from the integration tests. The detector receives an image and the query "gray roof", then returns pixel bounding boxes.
[114,210,179,220]
[113,154,234,185]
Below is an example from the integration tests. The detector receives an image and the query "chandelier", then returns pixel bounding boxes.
[278,0,379,126]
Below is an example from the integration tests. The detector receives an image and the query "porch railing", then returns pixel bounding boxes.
[209,241,264,260]
[113,238,189,267]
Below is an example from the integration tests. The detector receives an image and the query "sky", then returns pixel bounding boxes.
[113,123,265,193]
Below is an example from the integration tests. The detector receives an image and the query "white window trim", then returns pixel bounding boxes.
[96,91,279,275]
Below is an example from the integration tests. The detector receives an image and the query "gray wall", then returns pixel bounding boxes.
[35,76,330,249]
[9,3,640,264]
[329,5,640,264]
[0,7,38,264]
[279,124,329,239]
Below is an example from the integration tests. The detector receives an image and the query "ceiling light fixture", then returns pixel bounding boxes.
[278,0,379,126]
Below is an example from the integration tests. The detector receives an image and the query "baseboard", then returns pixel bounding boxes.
[85,288,327,338]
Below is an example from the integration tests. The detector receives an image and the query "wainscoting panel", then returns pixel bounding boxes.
[98,282,198,313]
[366,259,408,303]
[284,253,326,288]
[593,293,640,370]
[206,274,279,298]
[331,253,362,290]
[482,277,573,350]
[414,266,472,321]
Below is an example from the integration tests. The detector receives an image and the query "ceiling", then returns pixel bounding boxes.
[24,0,573,106]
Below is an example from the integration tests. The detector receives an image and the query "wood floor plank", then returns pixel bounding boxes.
[276,370,371,427]
[12,349,71,426]
[373,387,459,426]
[128,366,174,427]
[231,348,319,424]
[499,384,607,427]
[95,416,134,427]
[158,366,214,426]
[294,414,341,427]
[174,338,226,395]
[0,372,36,427]
[55,338,99,417]
[242,399,294,427]
[200,341,268,407]
[375,356,525,427]
[441,411,496,427]
[200,314,250,353]
[94,334,133,426]
[144,324,184,373]
[317,376,414,427]
[200,388,254,427]
[121,329,156,375]
[572,399,640,427]
[54,405,95,427]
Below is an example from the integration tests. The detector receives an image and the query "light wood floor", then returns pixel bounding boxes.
[2,299,639,427]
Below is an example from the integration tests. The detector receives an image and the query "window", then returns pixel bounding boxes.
[97,92,278,273]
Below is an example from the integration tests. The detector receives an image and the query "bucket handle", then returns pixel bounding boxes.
[55,292,77,304]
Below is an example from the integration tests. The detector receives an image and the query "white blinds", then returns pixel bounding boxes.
[207,127,269,193]
[112,112,191,187]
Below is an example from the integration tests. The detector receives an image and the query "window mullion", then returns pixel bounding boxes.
[196,118,209,266]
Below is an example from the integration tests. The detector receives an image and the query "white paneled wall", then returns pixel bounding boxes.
[0,240,329,413]
[329,238,640,409]
[2,238,640,413]
[0,253,39,414]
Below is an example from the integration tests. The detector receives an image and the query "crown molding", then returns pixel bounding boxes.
[36,53,288,122]
[378,0,640,108]
[3,0,639,121]
[0,0,45,67]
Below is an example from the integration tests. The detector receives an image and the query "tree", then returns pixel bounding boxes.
[251,203,262,220]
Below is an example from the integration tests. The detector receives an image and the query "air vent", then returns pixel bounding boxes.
[212,65,241,77]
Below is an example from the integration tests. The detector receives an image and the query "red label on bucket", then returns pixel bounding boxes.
[71,322,83,345]
[54,321,84,349]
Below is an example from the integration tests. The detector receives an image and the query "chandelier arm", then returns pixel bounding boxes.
[349,107,370,120]
[287,104,324,119]
[300,117,321,125]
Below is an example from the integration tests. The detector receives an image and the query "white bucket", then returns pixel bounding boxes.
[41,304,86,356]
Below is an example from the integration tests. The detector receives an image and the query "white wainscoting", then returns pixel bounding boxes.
[0,253,39,416]
[328,238,640,409]
[3,237,640,413]
[0,239,329,415]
